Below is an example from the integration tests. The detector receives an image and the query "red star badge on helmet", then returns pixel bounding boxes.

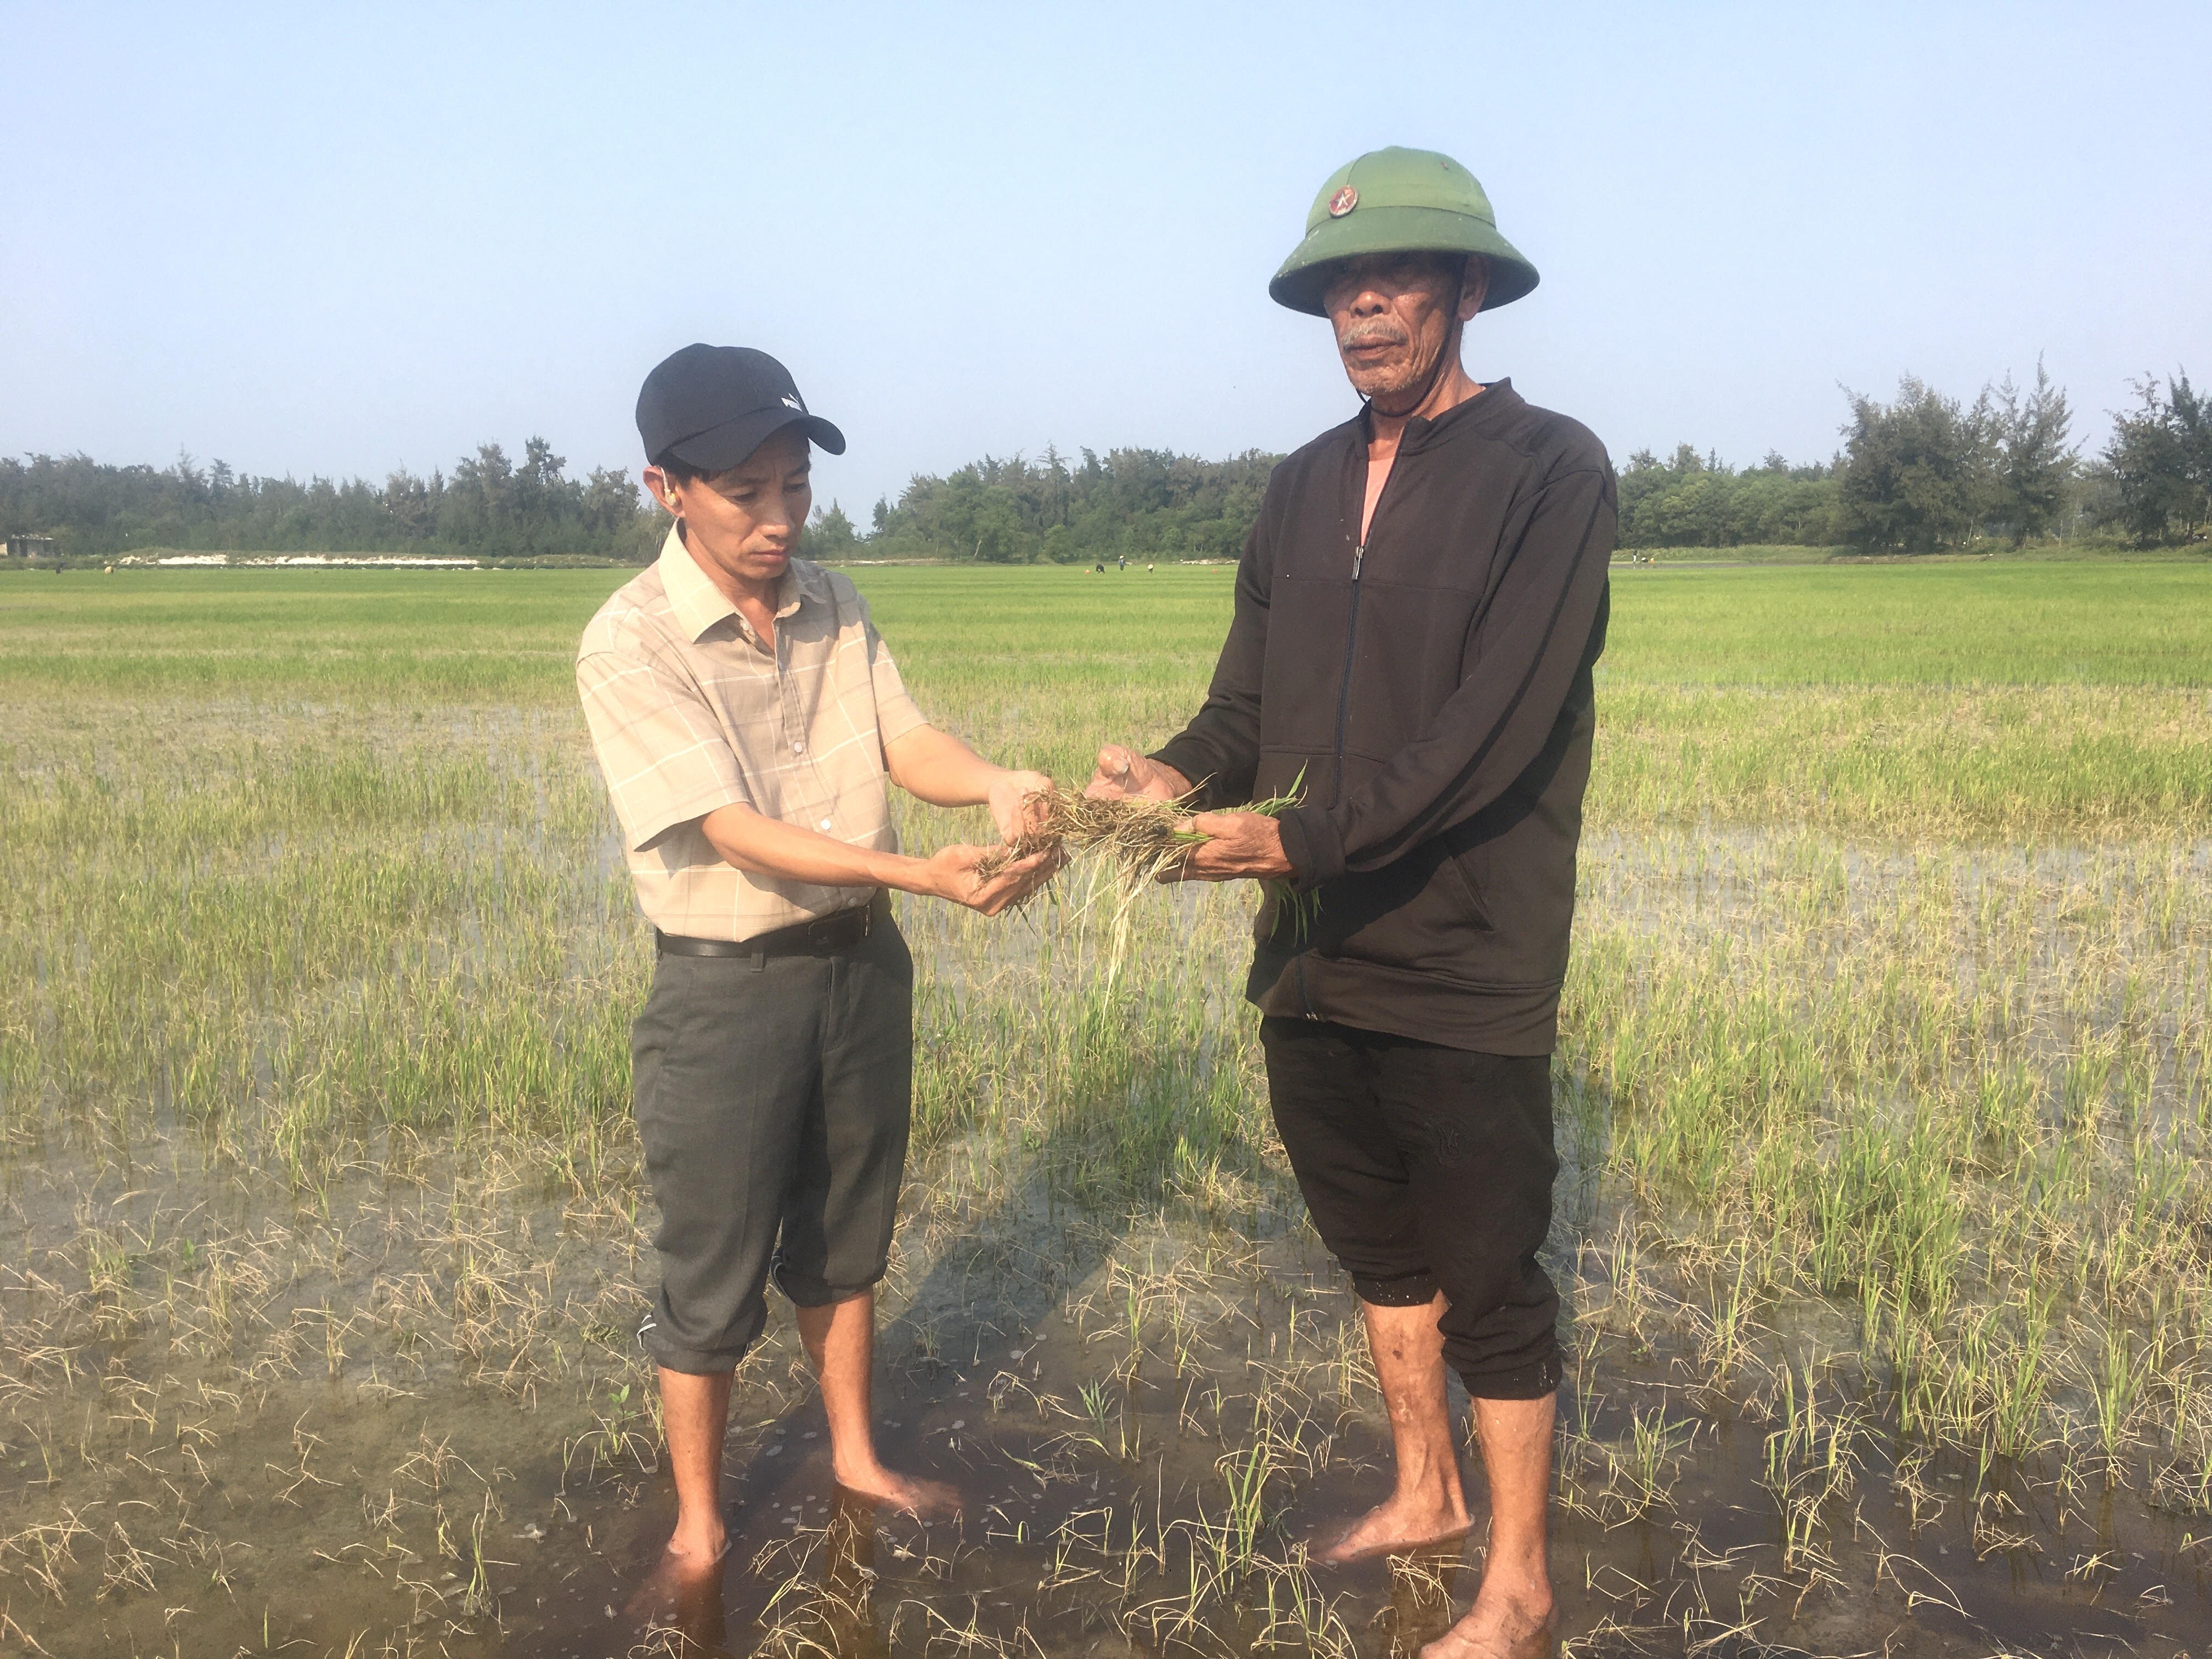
[1328,185,1359,218]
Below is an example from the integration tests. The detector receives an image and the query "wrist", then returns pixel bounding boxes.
[870,851,934,898]
[988,768,1048,828]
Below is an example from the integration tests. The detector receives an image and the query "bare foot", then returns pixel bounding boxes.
[1418,1582,1556,1658]
[1316,1489,1472,1565]
[834,1463,961,1520]
[623,1522,729,1630]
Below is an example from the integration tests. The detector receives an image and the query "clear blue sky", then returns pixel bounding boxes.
[3,2,2206,518]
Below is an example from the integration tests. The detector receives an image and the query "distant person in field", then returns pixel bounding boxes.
[1089,149,1611,1659]
[577,344,1056,1629]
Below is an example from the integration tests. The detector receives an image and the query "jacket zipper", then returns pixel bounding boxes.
[1329,539,1367,810]
[1303,516,1374,1018]
[1297,444,1399,1020]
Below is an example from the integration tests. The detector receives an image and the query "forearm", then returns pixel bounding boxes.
[884,724,1010,808]
[699,804,938,898]
[1152,540,1270,807]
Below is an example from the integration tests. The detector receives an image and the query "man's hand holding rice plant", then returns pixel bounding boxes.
[1085,742,1186,803]
[986,763,1059,845]
[1085,743,1294,882]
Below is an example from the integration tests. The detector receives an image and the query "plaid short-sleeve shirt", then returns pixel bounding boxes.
[577,524,929,942]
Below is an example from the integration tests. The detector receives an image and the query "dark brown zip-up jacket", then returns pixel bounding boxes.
[1152,380,1613,1056]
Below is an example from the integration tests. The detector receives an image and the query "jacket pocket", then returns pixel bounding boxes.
[1442,846,1496,934]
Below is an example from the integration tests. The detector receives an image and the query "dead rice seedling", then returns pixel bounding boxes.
[978,775,1318,949]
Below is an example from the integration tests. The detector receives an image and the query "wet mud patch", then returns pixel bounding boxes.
[22,1132,2189,1658]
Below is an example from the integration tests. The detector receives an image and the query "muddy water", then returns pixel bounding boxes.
[7,1116,2209,1658]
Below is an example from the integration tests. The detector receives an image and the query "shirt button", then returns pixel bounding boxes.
[819,818,833,831]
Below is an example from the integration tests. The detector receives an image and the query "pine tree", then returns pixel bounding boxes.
[1990,360,2077,546]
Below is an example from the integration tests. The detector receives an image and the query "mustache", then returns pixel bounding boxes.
[1336,320,1410,351]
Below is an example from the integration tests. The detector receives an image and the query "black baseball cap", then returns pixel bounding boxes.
[635,344,847,472]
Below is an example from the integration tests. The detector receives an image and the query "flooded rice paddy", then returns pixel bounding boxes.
[5,566,2212,1657]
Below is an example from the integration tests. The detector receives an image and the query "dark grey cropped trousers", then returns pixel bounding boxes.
[629,918,913,1375]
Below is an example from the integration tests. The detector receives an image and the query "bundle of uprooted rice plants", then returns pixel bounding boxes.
[975,775,1319,949]
[974,788,1206,885]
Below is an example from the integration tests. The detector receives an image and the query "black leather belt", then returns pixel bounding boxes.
[656,894,882,960]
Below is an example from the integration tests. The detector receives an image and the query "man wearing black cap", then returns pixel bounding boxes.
[579,345,1056,1600]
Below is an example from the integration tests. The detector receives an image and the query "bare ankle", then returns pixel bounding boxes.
[1477,1562,1552,1611]
[1480,1545,1547,1582]
[668,1513,726,1560]
[1396,1467,1467,1516]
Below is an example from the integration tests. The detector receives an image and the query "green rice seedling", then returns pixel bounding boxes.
[1079,1377,1114,1441]
[1983,1304,2055,1464]
[460,1495,498,1617]
[1756,1353,1865,1580]
[1693,1257,1760,1392]
[1970,1060,2042,1166]
[2061,1033,2118,1142]
[1613,1407,1694,1519]
[1215,1424,1278,1573]
[2088,1322,2142,1476]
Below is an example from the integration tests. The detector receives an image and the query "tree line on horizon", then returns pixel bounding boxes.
[1621,366,2207,554]
[814,444,1277,565]
[0,439,659,564]
[5,369,2205,563]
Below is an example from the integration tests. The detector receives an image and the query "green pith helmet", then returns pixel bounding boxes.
[1268,146,1539,317]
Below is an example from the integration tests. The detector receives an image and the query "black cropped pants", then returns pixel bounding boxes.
[1261,1016,1561,1400]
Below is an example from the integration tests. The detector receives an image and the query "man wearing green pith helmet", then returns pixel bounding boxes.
[1092,149,1612,1657]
